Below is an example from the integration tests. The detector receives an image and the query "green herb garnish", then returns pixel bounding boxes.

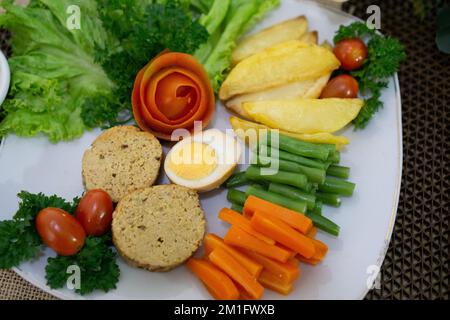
[334,22,406,128]
[46,234,119,295]
[0,191,78,269]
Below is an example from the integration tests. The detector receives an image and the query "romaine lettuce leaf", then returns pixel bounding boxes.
[0,0,114,142]
[195,0,280,92]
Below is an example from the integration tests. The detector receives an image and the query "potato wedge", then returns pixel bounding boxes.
[243,98,364,134]
[321,40,333,51]
[300,31,318,44]
[232,16,308,65]
[230,116,349,148]
[226,73,331,118]
[219,41,340,100]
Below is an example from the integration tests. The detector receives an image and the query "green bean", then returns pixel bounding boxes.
[225,171,249,188]
[319,177,355,196]
[327,150,340,164]
[315,192,341,207]
[246,185,307,214]
[256,155,326,184]
[258,144,327,170]
[268,183,316,210]
[322,143,337,153]
[245,166,309,191]
[230,203,243,213]
[309,183,319,194]
[251,183,267,190]
[327,165,350,179]
[265,132,330,161]
[313,200,323,215]
[305,211,340,236]
[247,185,340,236]
[227,189,247,206]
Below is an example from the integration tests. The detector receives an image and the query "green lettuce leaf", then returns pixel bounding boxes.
[195,0,280,92]
[0,0,115,142]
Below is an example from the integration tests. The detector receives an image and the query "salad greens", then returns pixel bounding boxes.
[0,0,279,142]
[334,22,406,128]
[195,0,280,91]
[0,0,114,142]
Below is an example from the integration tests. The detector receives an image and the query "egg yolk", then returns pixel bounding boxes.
[168,142,217,180]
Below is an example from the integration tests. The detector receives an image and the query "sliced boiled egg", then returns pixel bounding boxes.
[164,129,241,192]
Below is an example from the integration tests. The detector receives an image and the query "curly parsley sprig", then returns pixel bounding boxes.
[0,191,79,269]
[0,191,119,295]
[46,234,120,295]
[334,22,406,128]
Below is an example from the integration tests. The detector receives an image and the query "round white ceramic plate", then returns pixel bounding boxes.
[0,0,402,300]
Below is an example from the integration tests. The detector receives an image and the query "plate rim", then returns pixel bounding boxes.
[2,0,403,300]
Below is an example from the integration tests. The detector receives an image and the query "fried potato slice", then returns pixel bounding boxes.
[231,16,308,65]
[300,31,318,44]
[219,41,340,100]
[225,73,331,118]
[230,116,349,148]
[243,98,364,134]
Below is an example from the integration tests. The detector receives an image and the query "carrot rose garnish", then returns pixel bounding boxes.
[132,52,215,140]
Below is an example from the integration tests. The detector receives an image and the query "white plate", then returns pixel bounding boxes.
[0,0,402,300]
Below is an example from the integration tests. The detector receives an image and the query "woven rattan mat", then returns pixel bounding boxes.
[0,0,449,300]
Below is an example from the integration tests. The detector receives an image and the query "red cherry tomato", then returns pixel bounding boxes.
[36,208,86,256]
[333,38,368,71]
[75,189,114,236]
[320,74,359,99]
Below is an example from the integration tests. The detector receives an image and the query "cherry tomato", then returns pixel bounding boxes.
[320,74,359,99]
[36,208,86,256]
[75,189,114,236]
[333,38,368,71]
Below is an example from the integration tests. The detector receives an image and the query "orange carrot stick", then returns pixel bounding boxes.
[307,226,318,239]
[219,208,275,245]
[242,250,300,285]
[204,233,263,278]
[310,238,328,261]
[276,243,297,259]
[287,257,300,267]
[250,211,316,259]
[224,226,291,263]
[297,256,321,265]
[297,238,328,265]
[244,196,312,234]
[186,258,239,300]
[258,270,293,296]
[209,247,264,300]
[234,282,257,300]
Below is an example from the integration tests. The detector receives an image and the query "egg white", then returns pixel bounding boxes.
[164,129,242,192]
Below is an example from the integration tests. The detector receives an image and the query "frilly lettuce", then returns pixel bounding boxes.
[195,0,280,92]
[0,0,114,142]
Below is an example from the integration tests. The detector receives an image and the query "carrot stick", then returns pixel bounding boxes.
[287,257,300,267]
[209,247,264,300]
[297,256,320,265]
[258,270,293,296]
[276,243,297,259]
[250,211,316,259]
[307,226,318,239]
[239,291,257,300]
[242,250,300,285]
[186,258,239,300]
[234,282,257,300]
[244,196,312,234]
[219,208,275,245]
[224,225,291,263]
[310,238,328,261]
[204,233,263,278]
